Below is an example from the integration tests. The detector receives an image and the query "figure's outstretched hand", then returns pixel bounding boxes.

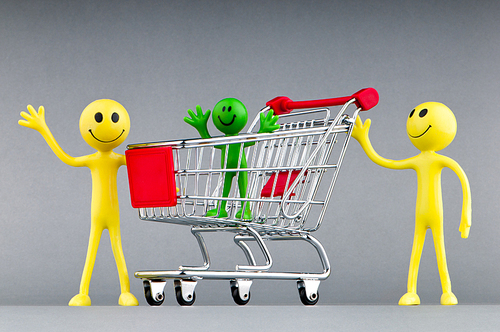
[184,105,211,138]
[351,115,371,142]
[459,207,471,238]
[19,105,49,133]
[258,109,280,134]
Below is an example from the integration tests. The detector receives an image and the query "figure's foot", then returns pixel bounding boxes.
[440,292,458,305]
[119,292,139,306]
[206,208,228,218]
[68,293,91,306]
[398,292,420,305]
[235,207,252,221]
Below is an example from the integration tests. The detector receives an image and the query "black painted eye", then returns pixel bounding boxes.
[228,106,232,112]
[95,112,103,123]
[419,108,428,117]
[222,106,226,112]
[111,112,119,123]
[409,109,415,118]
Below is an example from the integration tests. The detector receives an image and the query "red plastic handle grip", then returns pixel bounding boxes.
[266,88,379,115]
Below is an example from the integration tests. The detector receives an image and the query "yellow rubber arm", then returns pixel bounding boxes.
[441,156,472,238]
[19,105,86,167]
[351,116,413,170]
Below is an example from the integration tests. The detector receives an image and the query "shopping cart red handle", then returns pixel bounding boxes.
[266,88,379,115]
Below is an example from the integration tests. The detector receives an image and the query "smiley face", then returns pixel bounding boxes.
[406,102,456,152]
[79,99,130,151]
[212,98,248,135]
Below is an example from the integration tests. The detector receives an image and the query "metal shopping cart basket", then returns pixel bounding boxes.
[125,88,378,306]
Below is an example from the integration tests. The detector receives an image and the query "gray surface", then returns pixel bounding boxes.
[2,306,500,332]
[1,0,500,310]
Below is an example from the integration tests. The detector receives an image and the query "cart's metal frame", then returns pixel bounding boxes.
[128,94,368,306]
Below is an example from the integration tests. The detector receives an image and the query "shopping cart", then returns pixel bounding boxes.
[126,88,378,306]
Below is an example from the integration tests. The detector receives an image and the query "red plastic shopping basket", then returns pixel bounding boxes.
[125,146,177,208]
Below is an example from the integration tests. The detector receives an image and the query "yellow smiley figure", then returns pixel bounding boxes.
[352,102,471,305]
[19,100,138,306]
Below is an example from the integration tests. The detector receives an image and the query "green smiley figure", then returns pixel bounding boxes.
[184,98,279,220]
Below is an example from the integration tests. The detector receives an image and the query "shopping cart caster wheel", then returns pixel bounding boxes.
[143,280,165,306]
[230,279,252,305]
[297,280,320,306]
[174,279,197,306]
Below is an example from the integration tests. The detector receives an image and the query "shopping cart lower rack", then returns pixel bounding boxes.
[126,88,378,306]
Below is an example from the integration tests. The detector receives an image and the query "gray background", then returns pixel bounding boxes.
[1,0,499,309]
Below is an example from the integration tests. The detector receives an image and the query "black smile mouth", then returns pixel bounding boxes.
[218,114,236,126]
[89,129,125,143]
[409,125,431,138]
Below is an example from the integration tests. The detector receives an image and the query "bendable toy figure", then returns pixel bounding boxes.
[351,102,471,305]
[184,98,279,219]
[19,100,138,306]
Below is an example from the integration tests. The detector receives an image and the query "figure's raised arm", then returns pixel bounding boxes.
[442,156,472,238]
[258,109,280,134]
[351,116,413,170]
[184,105,211,139]
[242,109,280,148]
[19,105,85,167]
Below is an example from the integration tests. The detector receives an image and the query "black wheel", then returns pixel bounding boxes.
[143,280,165,306]
[297,282,319,306]
[175,284,196,306]
[231,283,251,305]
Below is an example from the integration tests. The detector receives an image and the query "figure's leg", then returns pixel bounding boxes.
[235,170,252,220]
[236,177,251,219]
[108,225,139,306]
[431,224,457,305]
[206,172,234,218]
[399,222,426,305]
[69,223,102,306]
